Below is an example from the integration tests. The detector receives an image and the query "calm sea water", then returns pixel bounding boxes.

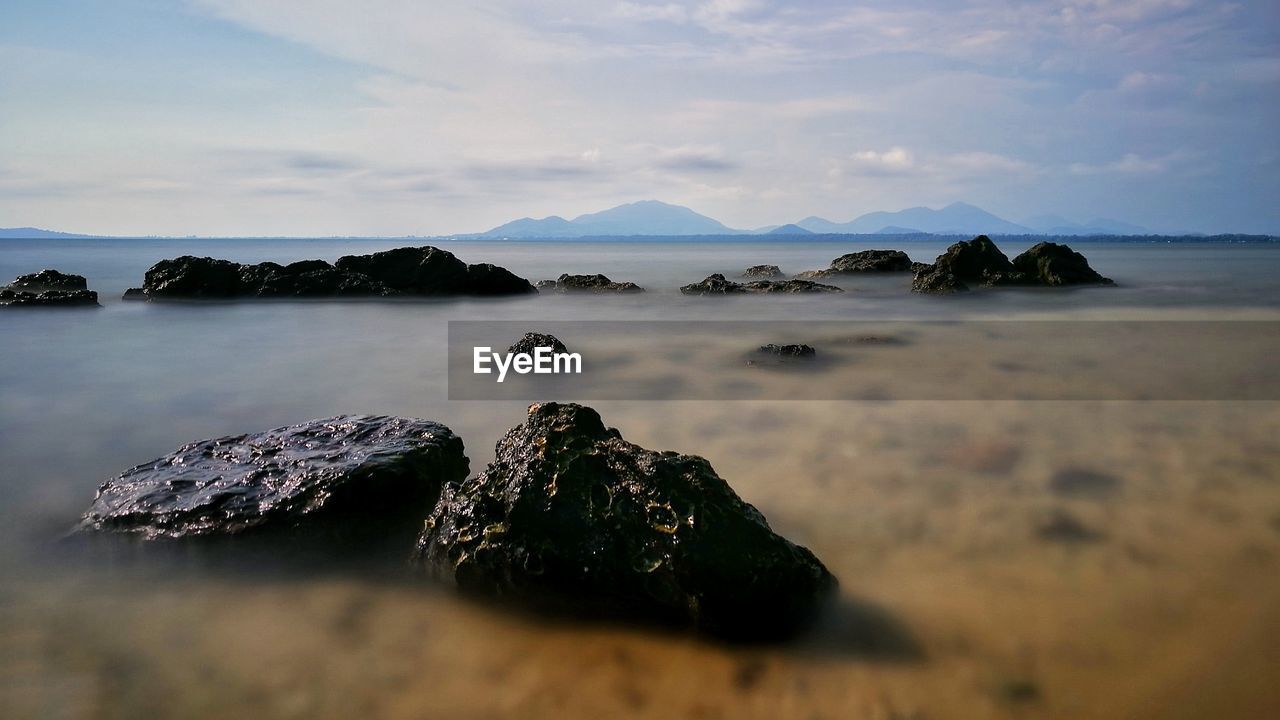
[2,238,1279,718]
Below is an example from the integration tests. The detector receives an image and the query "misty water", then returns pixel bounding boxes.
[3,237,1280,719]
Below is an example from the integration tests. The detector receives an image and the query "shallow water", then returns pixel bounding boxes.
[2,238,1279,718]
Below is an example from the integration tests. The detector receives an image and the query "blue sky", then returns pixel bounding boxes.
[1,0,1277,235]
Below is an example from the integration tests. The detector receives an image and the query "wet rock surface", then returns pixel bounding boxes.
[537,273,644,293]
[1012,242,1114,286]
[796,250,913,278]
[742,265,783,278]
[508,332,569,354]
[415,402,837,638]
[76,415,469,547]
[911,266,969,294]
[137,246,534,300]
[1,269,99,307]
[680,274,842,295]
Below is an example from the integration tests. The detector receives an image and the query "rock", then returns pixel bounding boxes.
[909,262,932,274]
[0,288,100,307]
[139,246,534,299]
[76,415,469,548]
[757,344,816,357]
[1,269,99,307]
[1012,242,1114,286]
[680,274,842,295]
[415,402,837,638]
[680,273,747,295]
[910,265,969,294]
[122,288,147,301]
[742,265,783,278]
[8,269,88,292]
[931,235,1027,287]
[539,273,644,293]
[1049,467,1121,498]
[1036,509,1105,543]
[795,250,912,278]
[829,249,913,273]
[508,332,568,354]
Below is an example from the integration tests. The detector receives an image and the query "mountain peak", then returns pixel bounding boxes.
[480,200,743,237]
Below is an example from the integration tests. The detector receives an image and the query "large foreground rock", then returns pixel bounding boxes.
[796,250,913,278]
[137,246,535,300]
[1012,242,1114,286]
[911,236,1111,294]
[76,416,469,547]
[680,273,842,295]
[1,269,99,307]
[535,273,644,293]
[415,402,837,638]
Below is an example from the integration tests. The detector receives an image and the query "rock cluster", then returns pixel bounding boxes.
[127,246,535,300]
[535,273,644,293]
[77,404,837,639]
[911,236,1113,294]
[0,269,99,307]
[680,273,842,295]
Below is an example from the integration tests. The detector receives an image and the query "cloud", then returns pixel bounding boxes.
[653,145,737,172]
[848,147,916,176]
[1068,152,1187,176]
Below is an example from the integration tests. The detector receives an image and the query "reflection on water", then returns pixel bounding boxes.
[3,239,1280,718]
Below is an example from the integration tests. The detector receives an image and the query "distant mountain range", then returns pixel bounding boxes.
[1,203,1169,239]
[475,200,1152,238]
[0,227,92,239]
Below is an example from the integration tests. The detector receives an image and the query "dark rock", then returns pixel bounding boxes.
[0,288,100,307]
[540,273,644,294]
[742,265,783,278]
[931,235,1027,287]
[829,250,913,273]
[8,269,88,293]
[909,262,932,274]
[415,402,837,638]
[681,274,841,295]
[466,263,540,296]
[1,269,99,307]
[139,246,534,299]
[744,279,842,294]
[508,332,568,354]
[122,288,147,301]
[1036,509,1105,543]
[76,415,469,547]
[757,344,816,357]
[1049,467,1121,498]
[910,265,969,294]
[680,273,747,295]
[1012,242,1114,286]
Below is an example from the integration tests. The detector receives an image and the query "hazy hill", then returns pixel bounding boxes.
[479,200,742,237]
[0,227,93,239]
[765,223,813,235]
[796,202,1035,235]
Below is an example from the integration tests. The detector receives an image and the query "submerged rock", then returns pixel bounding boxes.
[137,246,535,300]
[76,415,469,546]
[508,332,569,354]
[797,250,913,278]
[538,273,644,293]
[742,264,783,278]
[1012,242,1114,286]
[415,402,837,638]
[1,269,99,307]
[680,274,842,295]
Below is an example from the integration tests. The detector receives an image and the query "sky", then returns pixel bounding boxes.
[1,0,1278,236]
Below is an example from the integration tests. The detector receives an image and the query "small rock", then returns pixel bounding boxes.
[8,269,88,292]
[540,273,644,293]
[757,344,816,357]
[742,265,783,278]
[121,288,147,301]
[1,269,99,307]
[508,332,569,354]
[1049,467,1121,498]
[1036,508,1105,543]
